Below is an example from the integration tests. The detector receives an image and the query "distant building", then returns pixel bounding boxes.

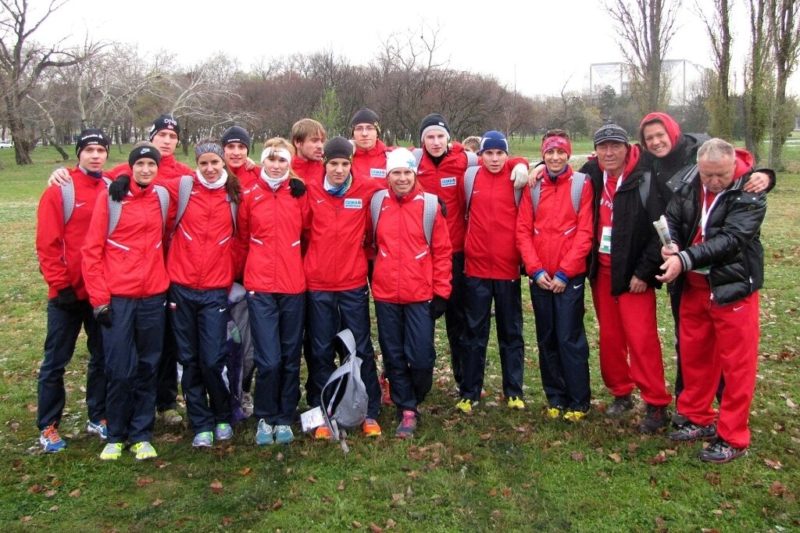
[589,60,708,106]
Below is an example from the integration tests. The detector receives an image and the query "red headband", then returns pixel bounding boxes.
[541,136,572,158]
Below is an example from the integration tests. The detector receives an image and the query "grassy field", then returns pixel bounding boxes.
[0,141,798,532]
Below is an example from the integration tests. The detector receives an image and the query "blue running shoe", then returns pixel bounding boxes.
[274,425,294,445]
[39,424,66,453]
[215,423,233,441]
[255,419,273,446]
[192,431,214,448]
[86,419,108,440]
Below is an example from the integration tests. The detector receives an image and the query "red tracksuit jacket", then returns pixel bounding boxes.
[416,143,471,253]
[292,157,324,183]
[464,157,528,280]
[516,166,594,278]
[108,154,193,183]
[352,140,392,185]
[230,164,260,189]
[165,176,237,290]
[236,179,310,294]
[371,185,452,303]
[304,176,382,291]
[81,181,170,308]
[36,167,109,300]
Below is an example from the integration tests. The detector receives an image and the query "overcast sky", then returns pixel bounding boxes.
[35,0,800,98]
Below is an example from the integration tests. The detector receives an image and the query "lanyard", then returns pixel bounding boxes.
[601,171,625,220]
[699,185,722,240]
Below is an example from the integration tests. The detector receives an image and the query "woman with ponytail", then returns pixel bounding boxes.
[164,140,241,448]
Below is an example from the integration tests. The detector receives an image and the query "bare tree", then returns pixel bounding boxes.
[768,0,800,170]
[0,0,100,164]
[743,0,774,163]
[700,0,734,138]
[607,0,680,116]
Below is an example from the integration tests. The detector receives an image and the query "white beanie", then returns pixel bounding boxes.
[385,147,418,175]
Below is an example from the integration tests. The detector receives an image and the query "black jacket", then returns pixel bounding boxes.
[581,157,664,295]
[665,173,766,305]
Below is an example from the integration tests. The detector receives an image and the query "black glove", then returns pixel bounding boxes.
[55,286,80,310]
[430,296,448,319]
[289,178,306,198]
[437,197,448,217]
[108,174,131,202]
[93,304,112,328]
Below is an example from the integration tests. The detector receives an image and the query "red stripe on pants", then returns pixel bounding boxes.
[677,276,759,448]
[591,266,671,406]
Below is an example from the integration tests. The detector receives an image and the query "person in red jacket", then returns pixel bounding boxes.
[350,108,392,184]
[165,140,242,448]
[222,125,260,189]
[458,131,529,414]
[237,137,309,446]
[81,143,170,461]
[414,114,476,388]
[35,129,112,453]
[516,130,594,421]
[304,136,383,439]
[371,147,452,438]
[291,118,326,183]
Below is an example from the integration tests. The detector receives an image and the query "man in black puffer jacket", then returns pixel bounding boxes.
[638,112,775,406]
[657,138,766,464]
[581,124,672,433]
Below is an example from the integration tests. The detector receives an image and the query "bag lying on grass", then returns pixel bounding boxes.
[319,329,368,451]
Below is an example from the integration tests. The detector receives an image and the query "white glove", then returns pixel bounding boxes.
[228,282,246,304]
[511,163,529,190]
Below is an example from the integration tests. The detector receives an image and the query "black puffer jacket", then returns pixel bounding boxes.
[665,172,766,305]
[582,150,665,295]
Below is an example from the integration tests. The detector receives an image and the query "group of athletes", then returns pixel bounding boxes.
[35,107,773,464]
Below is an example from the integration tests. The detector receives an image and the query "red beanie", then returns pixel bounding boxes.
[639,112,681,153]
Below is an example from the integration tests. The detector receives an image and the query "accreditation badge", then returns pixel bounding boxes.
[599,226,612,254]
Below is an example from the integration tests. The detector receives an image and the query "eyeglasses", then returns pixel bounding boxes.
[354,125,376,133]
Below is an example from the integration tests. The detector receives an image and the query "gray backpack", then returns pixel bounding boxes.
[320,329,368,445]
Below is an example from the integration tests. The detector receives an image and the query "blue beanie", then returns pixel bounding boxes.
[479,130,508,154]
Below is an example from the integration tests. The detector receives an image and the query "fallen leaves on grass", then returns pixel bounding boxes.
[649,451,668,465]
[136,477,154,487]
[704,472,721,486]
[764,458,783,470]
[769,481,787,497]
[239,467,252,476]
[271,499,283,511]
[69,489,81,498]
[152,498,164,507]
[337,480,345,491]
[210,480,223,494]
[368,523,382,532]
[608,452,622,463]
[570,451,585,462]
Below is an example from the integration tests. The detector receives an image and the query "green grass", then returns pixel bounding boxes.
[1,145,799,531]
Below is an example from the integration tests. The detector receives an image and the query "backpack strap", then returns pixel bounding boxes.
[107,196,122,236]
[228,194,238,234]
[422,192,438,247]
[463,166,480,214]
[412,148,423,166]
[154,185,169,232]
[369,189,389,243]
[174,175,194,229]
[465,150,479,167]
[61,181,75,225]
[571,172,587,214]
[62,175,113,225]
[530,179,542,214]
[514,187,522,208]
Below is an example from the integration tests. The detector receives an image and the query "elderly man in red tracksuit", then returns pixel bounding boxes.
[35,129,112,453]
[658,138,766,463]
[516,131,594,421]
[81,144,170,461]
[304,137,384,440]
[458,131,529,413]
[372,147,452,439]
[581,123,672,433]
